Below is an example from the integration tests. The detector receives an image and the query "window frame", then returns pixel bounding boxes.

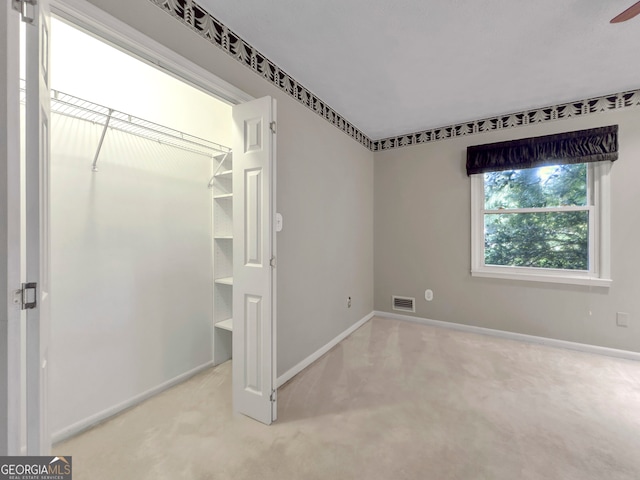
[470,162,612,287]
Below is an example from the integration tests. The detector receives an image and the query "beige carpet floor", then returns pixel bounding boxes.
[55,317,640,480]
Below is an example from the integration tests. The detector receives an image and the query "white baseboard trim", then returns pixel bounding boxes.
[276,312,375,388]
[374,311,640,362]
[52,360,215,444]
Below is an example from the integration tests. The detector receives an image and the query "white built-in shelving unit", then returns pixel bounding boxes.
[211,152,234,364]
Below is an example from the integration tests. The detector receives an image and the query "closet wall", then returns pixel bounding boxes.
[49,20,232,438]
[51,20,231,141]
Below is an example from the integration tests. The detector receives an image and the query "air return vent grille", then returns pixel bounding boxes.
[392,295,415,313]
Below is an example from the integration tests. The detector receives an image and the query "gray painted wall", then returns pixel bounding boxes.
[49,115,215,435]
[84,0,375,375]
[375,108,640,353]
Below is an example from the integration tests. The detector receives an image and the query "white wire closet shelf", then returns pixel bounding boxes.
[20,81,231,158]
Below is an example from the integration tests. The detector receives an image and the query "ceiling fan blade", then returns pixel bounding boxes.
[611,1,640,23]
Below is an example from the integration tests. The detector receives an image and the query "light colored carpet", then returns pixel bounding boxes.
[55,317,640,480]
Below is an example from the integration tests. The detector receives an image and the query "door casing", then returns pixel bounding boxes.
[0,0,23,456]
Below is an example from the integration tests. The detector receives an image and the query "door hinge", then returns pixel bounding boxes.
[12,0,37,24]
[269,390,277,403]
[269,256,276,268]
[16,283,38,310]
[269,121,277,134]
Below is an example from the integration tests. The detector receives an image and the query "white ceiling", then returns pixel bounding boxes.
[198,0,640,140]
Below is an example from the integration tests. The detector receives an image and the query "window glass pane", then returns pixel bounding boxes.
[484,211,589,270]
[484,163,587,209]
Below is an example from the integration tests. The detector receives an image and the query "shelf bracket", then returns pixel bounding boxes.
[91,109,114,172]
[208,151,231,189]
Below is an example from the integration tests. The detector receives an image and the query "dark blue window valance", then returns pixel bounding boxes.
[466,125,618,176]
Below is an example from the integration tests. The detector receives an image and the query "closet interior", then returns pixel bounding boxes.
[44,18,236,440]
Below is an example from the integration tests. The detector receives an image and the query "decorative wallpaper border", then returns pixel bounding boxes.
[372,89,640,151]
[149,0,372,150]
[149,0,640,153]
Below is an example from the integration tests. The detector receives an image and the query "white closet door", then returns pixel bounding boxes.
[25,0,52,455]
[0,1,22,456]
[232,96,277,425]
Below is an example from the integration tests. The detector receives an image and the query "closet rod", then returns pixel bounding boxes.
[20,82,232,159]
[51,89,231,159]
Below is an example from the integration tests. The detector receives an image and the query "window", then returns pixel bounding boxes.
[467,126,617,287]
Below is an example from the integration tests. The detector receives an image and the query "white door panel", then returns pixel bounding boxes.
[232,96,276,425]
[25,0,51,455]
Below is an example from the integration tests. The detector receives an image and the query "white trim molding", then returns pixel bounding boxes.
[276,312,375,388]
[470,269,612,287]
[374,311,640,363]
[0,0,22,456]
[52,361,215,444]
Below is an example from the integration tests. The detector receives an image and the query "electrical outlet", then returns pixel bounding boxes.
[617,312,630,328]
[347,297,352,308]
[425,289,434,302]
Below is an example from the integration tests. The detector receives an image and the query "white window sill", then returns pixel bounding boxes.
[471,269,612,287]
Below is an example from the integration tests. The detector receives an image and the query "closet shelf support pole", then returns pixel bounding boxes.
[92,109,114,172]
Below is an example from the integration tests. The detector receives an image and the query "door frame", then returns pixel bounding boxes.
[1,0,23,456]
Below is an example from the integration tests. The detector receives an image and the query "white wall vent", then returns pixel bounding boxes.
[392,295,415,313]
